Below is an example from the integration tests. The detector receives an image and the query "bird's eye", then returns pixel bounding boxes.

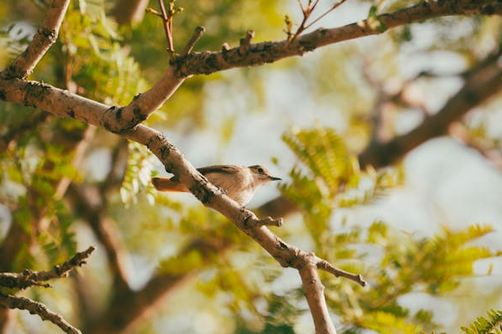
[257,167,264,174]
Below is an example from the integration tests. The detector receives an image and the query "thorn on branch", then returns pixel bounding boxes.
[258,216,284,227]
[221,43,231,52]
[316,258,367,287]
[239,30,255,54]
[181,26,205,56]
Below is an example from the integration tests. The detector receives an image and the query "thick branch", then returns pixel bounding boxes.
[1,0,70,79]
[173,1,502,76]
[0,294,81,334]
[0,77,360,333]
[101,67,185,133]
[298,254,337,334]
[358,52,502,168]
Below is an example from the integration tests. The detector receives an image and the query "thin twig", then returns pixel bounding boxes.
[181,26,205,56]
[245,216,283,227]
[0,247,95,290]
[317,258,367,287]
[290,0,348,43]
[145,7,163,17]
[0,294,81,334]
[157,0,174,52]
[304,0,348,30]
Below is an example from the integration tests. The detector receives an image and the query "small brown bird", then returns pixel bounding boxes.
[152,165,281,206]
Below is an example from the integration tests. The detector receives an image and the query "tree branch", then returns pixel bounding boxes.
[173,1,502,76]
[317,258,366,287]
[0,294,81,334]
[358,50,502,168]
[0,76,361,333]
[100,67,185,133]
[0,247,94,334]
[298,254,338,334]
[0,247,95,290]
[0,0,71,79]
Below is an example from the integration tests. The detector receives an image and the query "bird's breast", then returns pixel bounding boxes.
[206,170,255,206]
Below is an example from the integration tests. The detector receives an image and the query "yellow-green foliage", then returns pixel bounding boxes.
[462,309,502,334]
[277,126,500,333]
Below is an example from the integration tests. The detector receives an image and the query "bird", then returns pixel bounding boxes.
[152,164,281,206]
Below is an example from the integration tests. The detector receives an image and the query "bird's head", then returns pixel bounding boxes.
[248,165,281,185]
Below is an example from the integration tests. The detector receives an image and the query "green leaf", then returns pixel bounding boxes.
[461,309,502,334]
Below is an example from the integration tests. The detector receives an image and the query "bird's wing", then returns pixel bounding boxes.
[197,165,240,175]
[157,165,239,184]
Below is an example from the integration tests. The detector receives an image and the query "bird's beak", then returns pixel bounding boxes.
[268,176,282,181]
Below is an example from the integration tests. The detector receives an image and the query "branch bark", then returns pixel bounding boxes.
[1,0,71,79]
[100,67,185,133]
[172,1,502,76]
[0,294,81,334]
[299,254,338,334]
[0,247,94,334]
[0,247,94,290]
[0,78,360,333]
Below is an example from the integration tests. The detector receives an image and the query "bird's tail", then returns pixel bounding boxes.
[151,177,188,192]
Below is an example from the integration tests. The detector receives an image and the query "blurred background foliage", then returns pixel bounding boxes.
[0,0,501,333]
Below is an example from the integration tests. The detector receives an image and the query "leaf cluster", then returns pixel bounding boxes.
[462,309,502,334]
[269,126,500,333]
